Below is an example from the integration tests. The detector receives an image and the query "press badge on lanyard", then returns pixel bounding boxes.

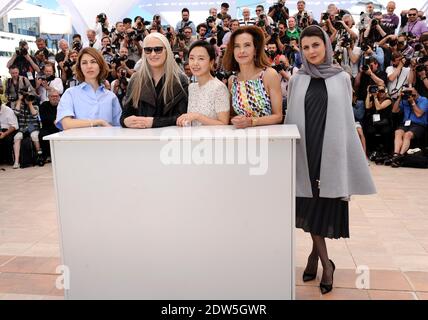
[27,72,34,81]
[373,114,381,122]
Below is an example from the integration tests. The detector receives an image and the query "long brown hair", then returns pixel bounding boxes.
[74,47,109,84]
[222,26,270,72]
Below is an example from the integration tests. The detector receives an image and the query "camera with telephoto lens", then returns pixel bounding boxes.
[112,54,128,66]
[215,70,232,81]
[362,56,371,71]
[16,47,28,56]
[272,63,287,73]
[401,88,413,100]
[340,33,352,47]
[97,13,107,24]
[19,90,36,102]
[273,2,284,10]
[173,51,182,64]
[206,16,215,25]
[322,12,330,21]
[371,18,378,27]
[403,58,411,68]
[37,74,55,82]
[361,42,370,52]
[209,37,217,46]
[416,56,428,65]
[72,40,82,52]
[369,85,378,94]
[63,60,75,69]
[416,64,426,73]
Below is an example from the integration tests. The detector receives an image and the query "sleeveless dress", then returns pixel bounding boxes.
[231,69,272,117]
[295,78,350,239]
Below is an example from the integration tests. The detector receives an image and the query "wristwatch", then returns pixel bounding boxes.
[251,117,258,127]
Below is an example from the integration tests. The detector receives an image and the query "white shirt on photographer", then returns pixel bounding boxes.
[386,65,410,98]
[38,78,64,103]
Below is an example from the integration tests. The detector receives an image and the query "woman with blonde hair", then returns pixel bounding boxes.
[121,33,188,129]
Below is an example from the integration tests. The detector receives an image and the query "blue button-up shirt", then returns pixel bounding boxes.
[400,96,428,127]
[55,82,122,130]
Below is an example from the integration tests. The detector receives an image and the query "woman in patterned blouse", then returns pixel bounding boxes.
[222,26,283,128]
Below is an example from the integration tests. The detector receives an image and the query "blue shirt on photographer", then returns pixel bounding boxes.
[400,96,428,127]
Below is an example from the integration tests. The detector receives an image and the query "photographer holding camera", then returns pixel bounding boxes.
[216,14,231,46]
[12,90,43,169]
[84,29,102,50]
[4,66,36,109]
[363,11,387,46]
[402,8,428,40]
[255,5,274,27]
[0,102,18,165]
[7,40,41,83]
[337,36,361,79]
[294,1,317,29]
[268,0,289,24]
[55,39,70,77]
[111,47,136,77]
[408,55,428,98]
[111,21,126,48]
[36,63,64,104]
[364,84,393,157]
[176,8,196,35]
[122,28,143,63]
[354,56,387,121]
[111,65,129,108]
[95,13,110,38]
[267,41,295,115]
[101,36,115,64]
[390,87,428,167]
[386,52,410,100]
[59,50,79,89]
[283,37,302,68]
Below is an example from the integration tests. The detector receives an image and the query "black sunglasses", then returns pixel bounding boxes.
[408,13,417,16]
[143,46,164,54]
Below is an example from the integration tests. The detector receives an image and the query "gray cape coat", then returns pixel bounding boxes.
[285,71,377,198]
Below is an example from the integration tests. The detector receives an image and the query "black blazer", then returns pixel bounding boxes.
[120,73,188,128]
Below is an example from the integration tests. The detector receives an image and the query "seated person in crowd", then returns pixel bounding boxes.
[354,57,387,122]
[56,47,122,130]
[223,26,283,128]
[390,87,428,167]
[38,90,61,162]
[0,103,18,165]
[177,41,230,126]
[121,33,188,129]
[364,85,393,157]
[12,92,43,169]
[36,62,64,103]
[4,66,36,109]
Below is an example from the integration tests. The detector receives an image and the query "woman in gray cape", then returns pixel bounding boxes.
[285,25,376,294]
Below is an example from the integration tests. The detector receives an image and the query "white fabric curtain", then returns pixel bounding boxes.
[0,0,24,18]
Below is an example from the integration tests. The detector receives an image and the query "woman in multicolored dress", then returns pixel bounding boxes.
[222,26,283,128]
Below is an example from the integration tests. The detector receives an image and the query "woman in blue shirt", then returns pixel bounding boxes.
[56,47,122,130]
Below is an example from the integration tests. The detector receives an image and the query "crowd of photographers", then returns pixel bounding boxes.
[1,0,428,168]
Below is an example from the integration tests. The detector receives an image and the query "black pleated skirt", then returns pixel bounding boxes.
[295,78,349,239]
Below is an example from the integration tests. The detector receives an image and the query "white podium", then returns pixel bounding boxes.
[45,125,300,300]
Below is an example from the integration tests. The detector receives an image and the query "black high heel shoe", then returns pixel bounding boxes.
[302,257,318,282]
[320,260,335,295]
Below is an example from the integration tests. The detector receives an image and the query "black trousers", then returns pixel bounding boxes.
[38,127,59,160]
[0,129,17,164]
